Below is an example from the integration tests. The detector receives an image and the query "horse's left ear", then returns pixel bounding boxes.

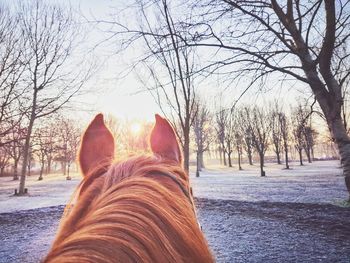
[79,114,114,177]
[150,114,182,164]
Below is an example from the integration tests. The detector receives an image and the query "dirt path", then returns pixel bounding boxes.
[196,198,350,263]
[1,199,349,263]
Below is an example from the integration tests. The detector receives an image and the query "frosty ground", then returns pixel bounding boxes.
[0,160,350,263]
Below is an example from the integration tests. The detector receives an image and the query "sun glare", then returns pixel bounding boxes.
[130,123,142,135]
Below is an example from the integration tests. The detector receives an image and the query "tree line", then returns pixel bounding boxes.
[0,0,91,194]
[192,101,320,177]
[0,114,154,183]
[0,116,81,180]
[98,0,350,198]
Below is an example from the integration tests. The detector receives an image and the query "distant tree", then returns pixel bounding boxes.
[246,106,271,177]
[303,126,318,163]
[137,123,153,152]
[187,0,350,197]
[44,126,59,174]
[17,0,90,194]
[238,108,254,166]
[278,112,290,169]
[34,128,47,181]
[105,114,122,155]
[269,103,284,165]
[293,124,305,166]
[5,121,26,180]
[0,147,10,177]
[26,144,34,177]
[215,108,235,167]
[291,104,311,166]
[234,130,243,171]
[57,118,81,180]
[34,123,60,180]
[215,108,227,166]
[193,101,212,176]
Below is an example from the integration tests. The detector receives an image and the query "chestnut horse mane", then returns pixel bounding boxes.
[44,155,214,263]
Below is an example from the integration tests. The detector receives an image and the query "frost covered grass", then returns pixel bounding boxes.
[0,160,349,263]
[191,160,348,204]
[0,160,347,214]
[0,173,81,213]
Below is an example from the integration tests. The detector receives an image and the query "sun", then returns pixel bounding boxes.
[130,122,142,135]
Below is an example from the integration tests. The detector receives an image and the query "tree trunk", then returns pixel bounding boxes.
[298,149,303,166]
[20,129,32,194]
[196,152,200,177]
[66,163,71,180]
[276,150,281,164]
[227,152,232,167]
[13,161,18,180]
[38,162,44,180]
[305,147,312,163]
[19,91,37,195]
[47,158,52,174]
[27,159,31,176]
[284,144,290,169]
[238,151,242,170]
[223,149,227,166]
[259,152,265,177]
[183,131,190,172]
[299,51,350,198]
[247,147,253,165]
[329,117,350,200]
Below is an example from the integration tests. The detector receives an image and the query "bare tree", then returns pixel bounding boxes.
[246,106,271,177]
[57,118,81,180]
[193,101,212,176]
[233,130,243,171]
[34,128,47,181]
[105,114,122,155]
[5,121,26,180]
[33,122,60,180]
[26,143,34,177]
[215,107,236,167]
[0,5,26,145]
[186,0,350,197]
[238,108,254,166]
[303,125,318,163]
[0,147,10,177]
[44,125,59,174]
[215,107,228,166]
[270,103,284,165]
[278,112,290,169]
[99,0,199,171]
[291,104,311,166]
[17,0,89,194]
[293,123,305,166]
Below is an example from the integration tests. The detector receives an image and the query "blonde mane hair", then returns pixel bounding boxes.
[44,114,213,263]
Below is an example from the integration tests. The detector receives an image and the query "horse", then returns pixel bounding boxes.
[44,114,214,263]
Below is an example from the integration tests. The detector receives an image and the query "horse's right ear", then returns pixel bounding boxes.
[79,114,114,177]
[150,114,182,164]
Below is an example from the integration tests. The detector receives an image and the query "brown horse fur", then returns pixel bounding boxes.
[44,114,214,263]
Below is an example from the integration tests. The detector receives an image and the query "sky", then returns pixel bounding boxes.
[69,0,162,122]
[64,0,317,124]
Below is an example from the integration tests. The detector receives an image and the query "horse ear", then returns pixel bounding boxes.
[79,114,114,177]
[150,114,182,164]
